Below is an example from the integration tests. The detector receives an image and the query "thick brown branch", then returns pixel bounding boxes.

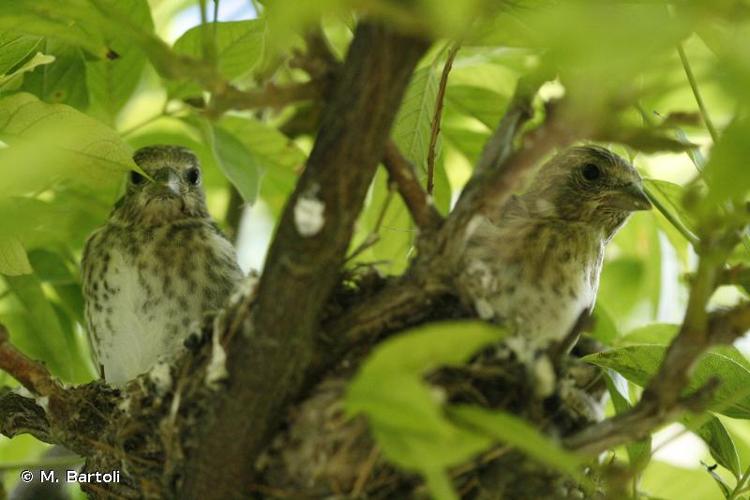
[180,23,430,499]
[0,325,62,397]
[383,141,444,231]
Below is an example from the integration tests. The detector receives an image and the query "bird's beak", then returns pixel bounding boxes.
[608,183,652,211]
[152,168,182,196]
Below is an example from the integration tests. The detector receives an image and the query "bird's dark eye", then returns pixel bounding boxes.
[130,171,145,185]
[186,168,200,185]
[582,163,601,181]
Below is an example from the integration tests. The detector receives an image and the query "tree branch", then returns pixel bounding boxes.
[565,299,750,455]
[180,23,430,499]
[0,325,62,397]
[383,141,444,231]
[210,80,324,115]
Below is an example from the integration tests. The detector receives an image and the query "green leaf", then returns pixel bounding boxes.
[604,371,651,470]
[589,304,619,345]
[688,415,742,479]
[585,345,750,419]
[21,39,88,109]
[86,0,153,124]
[0,52,55,90]
[704,117,750,204]
[170,20,265,98]
[0,0,109,58]
[643,178,697,241]
[445,84,508,129]
[347,321,506,498]
[617,323,679,346]
[1,274,92,383]
[0,92,135,197]
[449,405,588,485]
[0,238,33,276]
[0,33,42,75]
[393,64,440,176]
[210,125,261,204]
[217,115,306,207]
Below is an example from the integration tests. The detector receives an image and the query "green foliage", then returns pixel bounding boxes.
[1,0,750,497]
[347,322,501,499]
[587,346,750,419]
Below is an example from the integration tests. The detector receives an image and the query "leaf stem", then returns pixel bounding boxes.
[643,185,699,246]
[729,464,750,500]
[677,43,719,143]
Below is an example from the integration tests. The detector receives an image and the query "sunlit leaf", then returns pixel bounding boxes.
[1,274,92,383]
[21,39,88,109]
[0,238,33,276]
[169,20,265,99]
[0,92,135,197]
[86,0,153,124]
[0,33,42,75]
[0,52,54,91]
[687,415,742,479]
[585,345,750,419]
[347,321,506,498]
[704,118,750,204]
[450,405,587,484]
[0,0,109,58]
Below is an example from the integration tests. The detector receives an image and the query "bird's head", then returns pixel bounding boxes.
[112,145,209,226]
[522,145,651,238]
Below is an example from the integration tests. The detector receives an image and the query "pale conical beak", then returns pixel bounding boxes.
[608,183,652,211]
[152,168,182,196]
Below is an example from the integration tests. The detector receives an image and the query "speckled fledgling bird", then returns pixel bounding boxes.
[82,145,243,385]
[457,145,651,393]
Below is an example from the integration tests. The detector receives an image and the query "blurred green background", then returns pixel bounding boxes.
[1,1,750,498]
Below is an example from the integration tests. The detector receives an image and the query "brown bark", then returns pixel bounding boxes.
[179,22,429,499]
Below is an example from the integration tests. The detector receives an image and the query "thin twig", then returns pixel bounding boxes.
[677,43,719,142]
[210,80,323,115]
[0,324,62,397]
[346,184,396,262]
[427,43,459,195]
[383,140,444,231]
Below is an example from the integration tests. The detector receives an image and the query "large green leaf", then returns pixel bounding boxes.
[704,118,750,205]
[86,0,153,124]
[217,115,306,207]
[1,274,92,383]
[687,415,742,479]
[0,33,42,76]
[347,321,506,499]
[585,345,750,419]
[0,52,55,92]
[449,405,587,484]
[210,125,261,204]
[0,92,135,197]
[0,0,109,58]
[21,39,88,109]
[444,84,508,129]
[169,20,265,98]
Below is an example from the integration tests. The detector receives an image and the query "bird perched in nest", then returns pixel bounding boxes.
[457,145,651,394]
[82,145,243,385]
